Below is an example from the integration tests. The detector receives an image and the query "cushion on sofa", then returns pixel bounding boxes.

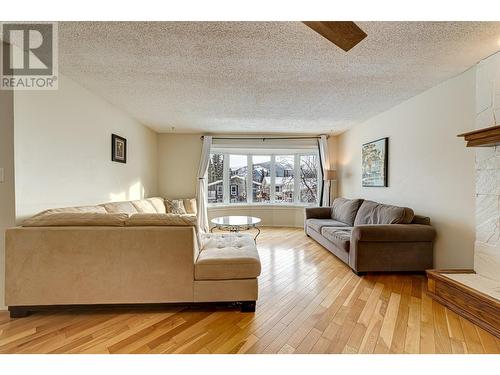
[33,205,107,217]
[195,234,261,280]
[183,198,198,215]
[125,213,197,226]
[320,227,352,252]
[331,198,364,226]
[412,215,431,225]
[147,197,167,213]
[354,200,414,226]
[131,199,157,213]
[23,213,128,227]
[306,218,349,233]
[165,199,187,214]
[101,201,138,215]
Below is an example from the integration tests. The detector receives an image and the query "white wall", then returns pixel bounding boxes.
[158,133,337,227]
[0,83,16,309]
[337,68,477,269]
[14,74,159,221]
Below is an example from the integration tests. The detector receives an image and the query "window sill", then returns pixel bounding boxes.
[208,203,316,210]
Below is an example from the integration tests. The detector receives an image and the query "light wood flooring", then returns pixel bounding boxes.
[0,227,499,354]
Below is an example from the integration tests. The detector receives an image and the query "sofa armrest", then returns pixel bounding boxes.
[304,207,331,220]
[352,224,436,242]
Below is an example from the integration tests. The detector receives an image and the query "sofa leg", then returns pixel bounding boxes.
[9,307,30,318]
[352,270,367,277]
[240,301,256,313]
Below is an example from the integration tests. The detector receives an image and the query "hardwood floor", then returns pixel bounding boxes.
[1,227,499,354]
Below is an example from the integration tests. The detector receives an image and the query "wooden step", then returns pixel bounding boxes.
[426,269,500,338]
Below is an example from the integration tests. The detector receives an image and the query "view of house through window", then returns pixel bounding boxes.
[252,155,271,203]
[229,155,247,203]
[208,151,320,205]
[275,155,294,203]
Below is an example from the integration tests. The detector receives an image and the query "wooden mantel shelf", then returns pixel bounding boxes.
[458,124,500,147]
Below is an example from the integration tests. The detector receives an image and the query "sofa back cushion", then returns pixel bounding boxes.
[354,200,414,226]
[34,205,107,217]
[331,198,364,226]
[131,199,157,213]
[23,213,128,227]
[101,201,138,215]
[147,197,167,213]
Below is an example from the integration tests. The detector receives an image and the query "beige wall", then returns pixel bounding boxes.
[0,86,16,309]
[328,135,339,200]
[337,68,477,269]
[158,133,337,227]
[14,74,159,221]
[208,205,305,228]
[158,134,201,199]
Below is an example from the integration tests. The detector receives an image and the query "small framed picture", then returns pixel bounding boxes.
[362,137,388,187]
[111,134,127,163]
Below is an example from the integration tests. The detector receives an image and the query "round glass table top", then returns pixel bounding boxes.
[211,216,261,226]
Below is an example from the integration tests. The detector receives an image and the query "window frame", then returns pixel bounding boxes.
[207,150,321,207]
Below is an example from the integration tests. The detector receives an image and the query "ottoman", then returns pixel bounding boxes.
[194,233,261,311]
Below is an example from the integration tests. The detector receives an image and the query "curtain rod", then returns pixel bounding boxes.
[200,135,326,141]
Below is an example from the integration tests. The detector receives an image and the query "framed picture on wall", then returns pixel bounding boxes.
[111,134,127,163]
[362,137,388,187]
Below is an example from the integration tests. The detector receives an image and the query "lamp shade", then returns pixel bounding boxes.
[324,169,337,181]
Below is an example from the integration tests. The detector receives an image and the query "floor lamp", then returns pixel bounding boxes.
[324,169,337,206]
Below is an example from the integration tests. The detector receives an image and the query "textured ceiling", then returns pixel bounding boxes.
[58,22,500,134]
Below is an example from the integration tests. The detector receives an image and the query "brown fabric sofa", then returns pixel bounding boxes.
[305,198,436,274]
[5,198,261,317]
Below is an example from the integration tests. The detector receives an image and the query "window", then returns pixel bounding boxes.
[208,150,320,206]
[252,155,270,203]
[208,153,224,204]
[299,154,319,203]
[230,185,238,196]
[229,155,247,203]
[275,155,295,203]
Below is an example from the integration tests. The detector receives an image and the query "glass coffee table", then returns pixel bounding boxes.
[210,216,261,242]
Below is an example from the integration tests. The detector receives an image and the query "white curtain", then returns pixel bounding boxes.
[318,135,330,207]
[196,136,212,233]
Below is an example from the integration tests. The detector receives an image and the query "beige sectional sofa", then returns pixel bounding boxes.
[305,198,436,275]
[5,198,261,318]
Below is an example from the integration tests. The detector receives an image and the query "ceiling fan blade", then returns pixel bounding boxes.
[303,21,367,52]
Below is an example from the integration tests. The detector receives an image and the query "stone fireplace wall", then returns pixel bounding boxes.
[474,51,500,283]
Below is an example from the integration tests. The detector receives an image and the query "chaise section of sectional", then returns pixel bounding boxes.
[194,233,261,312]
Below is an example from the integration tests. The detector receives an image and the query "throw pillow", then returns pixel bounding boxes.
[165,199,187,214]
[183,198,197,215]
